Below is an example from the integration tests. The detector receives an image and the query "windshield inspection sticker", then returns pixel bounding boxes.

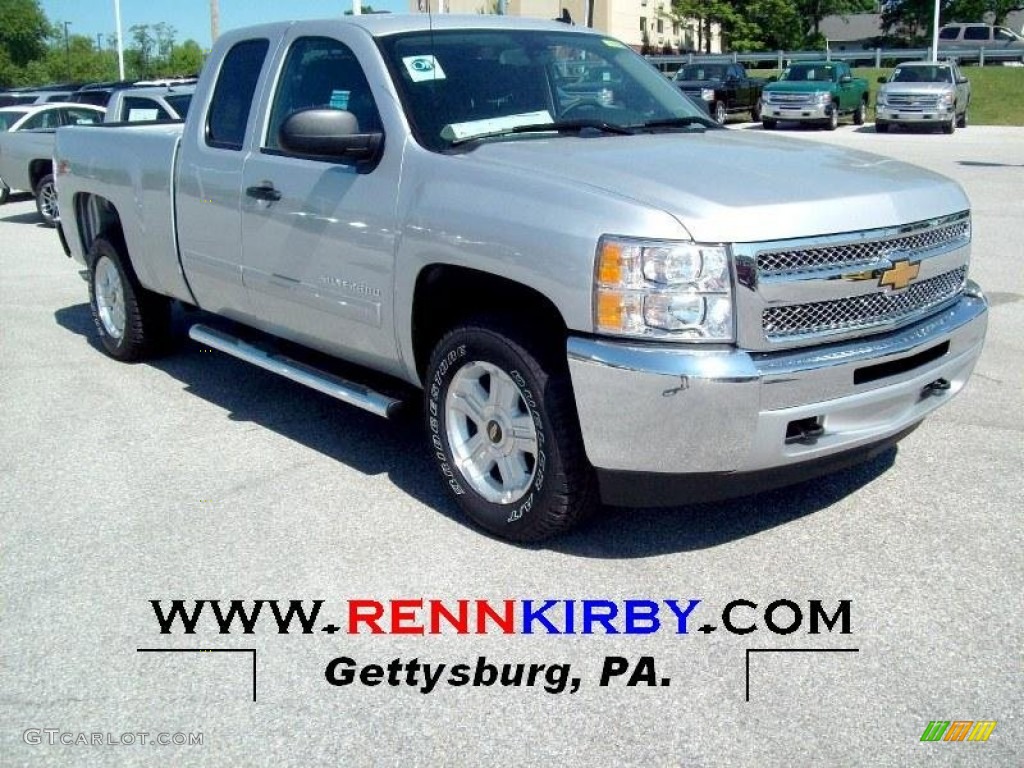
[329,90,350,110]
[403,55,446,83]
[441,110,553,142]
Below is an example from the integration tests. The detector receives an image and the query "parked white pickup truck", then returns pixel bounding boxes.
[54,15,988,541]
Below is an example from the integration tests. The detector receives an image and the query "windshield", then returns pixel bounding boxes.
[780,64,835,82]
[890,66,953,84]
[675,64,727,81]
[379,29,709,151]
[0,110,28,130]
[165,93,193,118]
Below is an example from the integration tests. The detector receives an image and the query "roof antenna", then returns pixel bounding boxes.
[555,9,573,24]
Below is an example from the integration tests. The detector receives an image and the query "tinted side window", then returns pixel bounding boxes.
[62,107,102,125]
[939,27,959,40]
[963,27,989,41]
[22,110,59,129]
[265,36,382,152]
[207,38,270,150]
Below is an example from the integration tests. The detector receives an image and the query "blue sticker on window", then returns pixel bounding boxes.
[329,90,351,110]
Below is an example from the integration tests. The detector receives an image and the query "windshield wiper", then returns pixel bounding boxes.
[449,120,634,147]
[635,116,716,132]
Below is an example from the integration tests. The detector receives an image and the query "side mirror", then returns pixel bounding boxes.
[877,76,887,84]
[278,109,383,165]
[839,75,852,84]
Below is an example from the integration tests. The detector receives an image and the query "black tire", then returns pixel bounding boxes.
[35,173,58,227]
[0,179,9,206]
[957,108,968,129]
[875,121,889,134]
[942,117,955,134]
[853,100,866,126]
[424,318,596,542]
[87,235,172,361]
[761,118,777,130]
[713,100,727,125]
[750,98,762,122]
[825,105,839,131]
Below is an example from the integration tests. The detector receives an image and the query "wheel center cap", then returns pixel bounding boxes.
[486,420,503,444]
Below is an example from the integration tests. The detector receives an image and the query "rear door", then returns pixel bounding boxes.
[238,29,400,372]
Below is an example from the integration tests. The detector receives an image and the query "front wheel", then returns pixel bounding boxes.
[0,179,9,205]
[750,99,762,122]
[957,108,968,128]
[875,121,890,134]
[761,118,777,130]
[713,100,727,125]
[853,100,866,126]
[942,117,955,134]
[424,320,595,542]
[35,173,57,226]
[825,105,839,131]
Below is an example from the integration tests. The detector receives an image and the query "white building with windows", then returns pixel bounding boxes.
[406,0,721,53]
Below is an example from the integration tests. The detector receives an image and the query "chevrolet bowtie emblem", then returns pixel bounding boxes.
[879,259,920,290]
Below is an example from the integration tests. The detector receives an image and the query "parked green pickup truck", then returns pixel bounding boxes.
[761,61,869,131]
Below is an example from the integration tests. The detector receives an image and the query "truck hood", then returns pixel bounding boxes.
[462,131,967,243]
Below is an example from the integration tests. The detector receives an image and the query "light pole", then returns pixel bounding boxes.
[63,22,72,80]
[114,0,125,80]
[210,0,220,43]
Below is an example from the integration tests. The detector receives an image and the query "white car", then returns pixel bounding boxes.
[0,102,105,213]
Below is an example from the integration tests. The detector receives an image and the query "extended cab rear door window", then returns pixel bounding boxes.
[264,36,382,154]
[206,38,270,150]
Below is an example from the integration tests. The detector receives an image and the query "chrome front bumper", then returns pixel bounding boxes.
[567,290,987,501]
[876,107,954,124]
[763,102,831,121]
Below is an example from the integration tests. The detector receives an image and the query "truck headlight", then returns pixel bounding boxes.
[594,237,734,341]
[700,88,715,101]
[939,91,955,108]
[876,91,887,107]
[814,91,832,104]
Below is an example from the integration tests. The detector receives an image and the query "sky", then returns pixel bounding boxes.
[40,0,408,50]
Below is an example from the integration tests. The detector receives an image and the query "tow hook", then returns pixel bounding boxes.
[923,378,951,397]
[785,417,825,445]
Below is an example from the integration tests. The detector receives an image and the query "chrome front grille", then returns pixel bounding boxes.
[766,93,816,107]
[886,94,941,109]
[758,216,969,277]
[762,266,967,340]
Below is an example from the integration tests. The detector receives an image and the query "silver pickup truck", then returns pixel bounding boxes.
[54,15,988,541]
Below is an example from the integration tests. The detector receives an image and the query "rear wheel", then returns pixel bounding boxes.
[35,173,57,227]
[424,318,595,542]
[87,235,172,361]
[750,98,762,122]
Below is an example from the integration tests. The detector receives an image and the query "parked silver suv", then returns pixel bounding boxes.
[875,61,971,134]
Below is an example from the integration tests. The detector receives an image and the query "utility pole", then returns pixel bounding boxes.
[114,0,125,80]
[63,22,72,80]
[210,0,220,43]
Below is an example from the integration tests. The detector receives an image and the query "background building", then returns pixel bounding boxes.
[406,0,721,53]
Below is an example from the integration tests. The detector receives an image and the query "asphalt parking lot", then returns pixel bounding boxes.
[1,125,1021,767]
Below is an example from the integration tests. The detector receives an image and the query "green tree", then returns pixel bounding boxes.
[0,0,50,84]
[167,40,205,76]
